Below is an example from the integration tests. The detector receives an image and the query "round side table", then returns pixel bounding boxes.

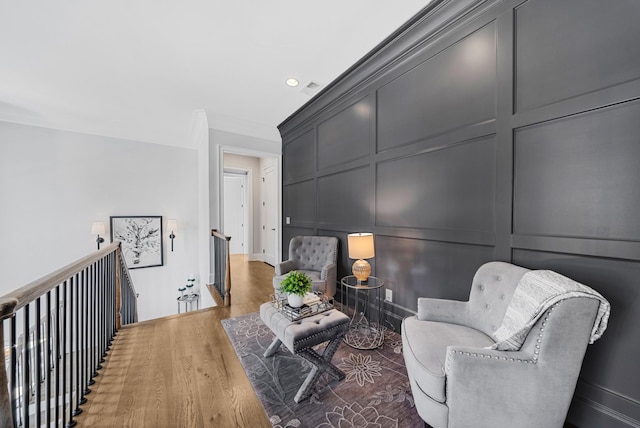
[340,275,385,349]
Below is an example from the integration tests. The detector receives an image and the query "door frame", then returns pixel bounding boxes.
[223,168,250,255]
[261,159,278,265]
[218,145,282,264]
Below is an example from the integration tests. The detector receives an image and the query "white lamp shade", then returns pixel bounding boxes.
[167,219,178,232]
[348,233,375,259]
[91,221,106,235]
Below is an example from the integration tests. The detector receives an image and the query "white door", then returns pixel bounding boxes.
[262,161,278,265]
[223,173,246,254]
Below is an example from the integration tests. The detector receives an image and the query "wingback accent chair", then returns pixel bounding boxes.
[402,261,608,428]
[273,236,339,298]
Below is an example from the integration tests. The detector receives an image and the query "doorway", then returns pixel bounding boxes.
[223,171,248,255]
[220,147,281,264]
[262,160,277,265]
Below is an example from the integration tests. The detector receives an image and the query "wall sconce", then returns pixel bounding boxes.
[348,232,375,282]
[167,219,178,252]
[91,221,106,250]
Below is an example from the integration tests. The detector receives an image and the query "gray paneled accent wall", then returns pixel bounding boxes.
[278,0,640,426]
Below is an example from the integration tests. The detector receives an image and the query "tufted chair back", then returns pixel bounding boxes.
[467,261,529,339]
[288,236,338,272]
[273,236,339,298]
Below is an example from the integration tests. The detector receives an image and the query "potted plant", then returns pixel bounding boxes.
[280,271,312,308]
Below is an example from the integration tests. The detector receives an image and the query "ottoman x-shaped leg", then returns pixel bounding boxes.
[264,333,346,403]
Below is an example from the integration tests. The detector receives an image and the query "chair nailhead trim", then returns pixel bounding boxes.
[293,322,349,352]
[448,303,559,366]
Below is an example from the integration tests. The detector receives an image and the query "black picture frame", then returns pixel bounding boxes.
[110,216,163,269]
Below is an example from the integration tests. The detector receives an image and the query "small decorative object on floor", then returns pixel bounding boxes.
[186,275,195,295]
[279,270,312,308]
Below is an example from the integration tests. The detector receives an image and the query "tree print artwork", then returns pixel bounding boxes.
[110,216,164,269]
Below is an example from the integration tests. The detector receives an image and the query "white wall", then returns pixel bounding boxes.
[0,121,201,321]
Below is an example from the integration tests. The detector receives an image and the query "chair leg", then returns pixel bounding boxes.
[263,337,282,358]
[293,334,345,403]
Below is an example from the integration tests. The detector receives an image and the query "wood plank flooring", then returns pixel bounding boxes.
[75,255,275,427]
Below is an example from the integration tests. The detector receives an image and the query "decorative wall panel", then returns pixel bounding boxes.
[515,0,640,112]
[377,135,496,233]
[317,166,371,227]
[514,100,640,241]
[376,235,495,310]
[284,180,315,224]
[377,23,496,151]
[283,129,314,182]
[317,97,371,170]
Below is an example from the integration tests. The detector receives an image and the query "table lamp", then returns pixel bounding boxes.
[348,232,375,282]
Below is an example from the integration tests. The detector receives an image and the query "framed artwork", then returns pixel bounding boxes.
[110,216,163,269]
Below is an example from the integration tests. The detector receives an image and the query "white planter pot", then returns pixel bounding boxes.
[287,293,304,308]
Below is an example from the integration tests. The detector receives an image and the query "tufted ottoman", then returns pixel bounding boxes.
[259,302,350,403]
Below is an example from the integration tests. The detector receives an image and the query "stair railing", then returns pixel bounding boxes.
[211,229,231,306]
[0,241,137,428]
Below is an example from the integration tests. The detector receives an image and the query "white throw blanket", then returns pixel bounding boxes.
[491,270,610,351]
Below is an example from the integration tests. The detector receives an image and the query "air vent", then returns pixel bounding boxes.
[300,81,322,95]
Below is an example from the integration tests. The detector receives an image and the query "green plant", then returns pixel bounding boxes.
[280,271,312,296]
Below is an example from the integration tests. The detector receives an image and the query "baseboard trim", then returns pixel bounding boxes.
[567,381,640,428]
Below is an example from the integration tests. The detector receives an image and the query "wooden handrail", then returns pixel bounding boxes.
[211,229,232,241]
[0,242,120,321]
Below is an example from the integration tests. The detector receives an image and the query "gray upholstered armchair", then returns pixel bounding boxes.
[272,236,339,298]
[402,261,609,428]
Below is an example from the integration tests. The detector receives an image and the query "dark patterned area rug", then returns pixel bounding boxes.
[221,312,423,428]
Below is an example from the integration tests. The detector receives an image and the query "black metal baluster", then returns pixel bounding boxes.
[105,255,110,353]
[100,257,107,365]
[55,286,61,426]
[64,276,74,427]
[10,315,18,427]
[111,253,116,339]
[123,269,129,324]
[81,267,90,400]
[35,298,42,426]
[61,280,68,428]
[106,254,112,349]
[72,271,82,420]
[121,259,127,325]
[46,290,52,428]
[22,304,30,428]
[89,263,97,384]
[97,258,104,371]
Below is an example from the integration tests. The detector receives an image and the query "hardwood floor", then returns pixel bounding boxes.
[76,255,275,427]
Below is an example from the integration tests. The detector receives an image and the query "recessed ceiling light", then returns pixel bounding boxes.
[286,78,299,87]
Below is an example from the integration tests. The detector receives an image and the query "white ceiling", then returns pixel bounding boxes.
[0,1,431,148]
